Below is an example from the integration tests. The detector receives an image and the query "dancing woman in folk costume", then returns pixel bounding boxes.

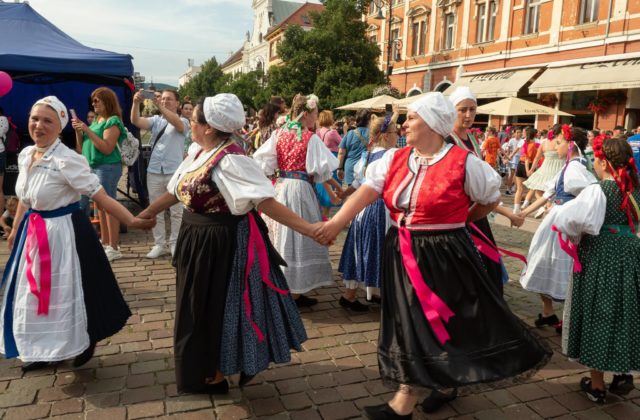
[552,136,640,403]
[337,112,399,311]
[0,97,152,371]
[315,93,551,420]
[139,94,309,395]
[254,94,338,307]
[518,126,596,332]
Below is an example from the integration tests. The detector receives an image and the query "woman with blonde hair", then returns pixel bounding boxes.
[72,87,127,261]
[338,111,399,311]
[254,94,338,307]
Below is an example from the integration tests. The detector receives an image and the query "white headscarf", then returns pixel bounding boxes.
[449,86,477,107]
[33,96,69,130]
[203,93,245,133]
[408,92,456,137]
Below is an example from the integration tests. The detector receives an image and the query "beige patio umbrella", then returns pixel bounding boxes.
[394,92,431,111]
[335,94,397,112]
[476,97,573,116]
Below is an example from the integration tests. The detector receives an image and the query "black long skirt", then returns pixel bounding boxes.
[73,211,131,343]
[378,227,550,390]
[172,210,242,393]
[470,216,504,295]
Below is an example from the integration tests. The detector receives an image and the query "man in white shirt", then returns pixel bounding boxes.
[131,90,189,258]
[504,129,523,195]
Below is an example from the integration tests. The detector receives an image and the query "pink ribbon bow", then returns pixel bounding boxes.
[551,225,582,273]
[24,213,52,315]
[398,227,455,345]
[469,223,528,266]
[244,213,289,342]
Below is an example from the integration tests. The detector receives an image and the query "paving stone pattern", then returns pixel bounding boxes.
[0,207,638,419]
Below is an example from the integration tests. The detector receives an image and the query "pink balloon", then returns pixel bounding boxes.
[0,71,13,97]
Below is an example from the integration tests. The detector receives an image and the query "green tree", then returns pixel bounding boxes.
[178,57,227,100]
[267,0,384,109]
[218,71,266,112]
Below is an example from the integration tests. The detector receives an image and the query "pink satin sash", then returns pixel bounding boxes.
[24,213,52,316]
[469,223,528,265]
[244,213,289,342]
[398,226,455,345]
[551,225,582,273]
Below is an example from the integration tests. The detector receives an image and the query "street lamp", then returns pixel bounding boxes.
[373,0,395,84]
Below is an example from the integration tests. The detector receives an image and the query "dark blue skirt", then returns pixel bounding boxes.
[338,198,387,289]
[220,213,307,376]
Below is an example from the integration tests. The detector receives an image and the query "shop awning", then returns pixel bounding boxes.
[529,58,640,93]
[444,68,542,98]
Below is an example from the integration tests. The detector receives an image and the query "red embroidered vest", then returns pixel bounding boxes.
[176,142,245,214]
[382,145,470,229]
[276,129,313,172]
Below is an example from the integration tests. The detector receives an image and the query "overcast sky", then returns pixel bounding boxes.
[24,0,313,86]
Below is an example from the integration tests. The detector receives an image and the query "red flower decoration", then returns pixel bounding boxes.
[561,124,572,142]
[592,134,609,160]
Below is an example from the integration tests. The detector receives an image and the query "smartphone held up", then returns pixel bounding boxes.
[140,90,155,100]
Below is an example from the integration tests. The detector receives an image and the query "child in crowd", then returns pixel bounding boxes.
[0,196,17,238]
[553,136,640,403]
[481,126,501,170]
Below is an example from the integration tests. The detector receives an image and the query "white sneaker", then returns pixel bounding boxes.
[533,207,546,219]
[146,245,168,259]
[105,247,123,262]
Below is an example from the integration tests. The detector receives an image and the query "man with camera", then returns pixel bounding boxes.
[131,89,189,258]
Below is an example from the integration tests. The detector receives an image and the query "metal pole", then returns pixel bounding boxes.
[386,2,392,84]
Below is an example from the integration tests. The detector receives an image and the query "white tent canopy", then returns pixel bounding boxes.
[335,95,397,111]
[476,97,573,116]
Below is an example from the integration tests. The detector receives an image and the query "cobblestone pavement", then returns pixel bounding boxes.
[0,212,639,419]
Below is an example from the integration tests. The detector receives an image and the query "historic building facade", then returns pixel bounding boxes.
[221,1,323,77]
[365,0,640,130]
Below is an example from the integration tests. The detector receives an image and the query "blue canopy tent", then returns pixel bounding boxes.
[0,3,146,204]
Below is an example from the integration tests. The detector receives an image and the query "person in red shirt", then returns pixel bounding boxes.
[481,126,501,169]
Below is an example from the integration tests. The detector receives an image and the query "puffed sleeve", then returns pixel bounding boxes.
[351,157,365,189]
[212,154,276,215]
[363,149,397,194]
[252,129,279,176]
[306,134,339,183]
[563,160,597,196]
[464,154,501,204]
[166,157,192,197]
[553,183,605,238]
[542,172,560,200]
[59,152,102,198]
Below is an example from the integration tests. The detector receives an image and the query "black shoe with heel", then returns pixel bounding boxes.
[364,403,412,420]
[580,377,606,403]
[609,374,634,395]
[295,295,318,308]
[534,313,559,328]
[21,361,58,372]
[339,296,369,312]
[421,388,458,413]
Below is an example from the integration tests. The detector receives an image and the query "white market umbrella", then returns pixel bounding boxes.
[476,97,573,117]
[336,95,397,112]
[394,92,431,111]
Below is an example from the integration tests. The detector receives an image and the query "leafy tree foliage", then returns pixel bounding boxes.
[218,70,265,111]
[178,58,226,100]
[268,0,384,109]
